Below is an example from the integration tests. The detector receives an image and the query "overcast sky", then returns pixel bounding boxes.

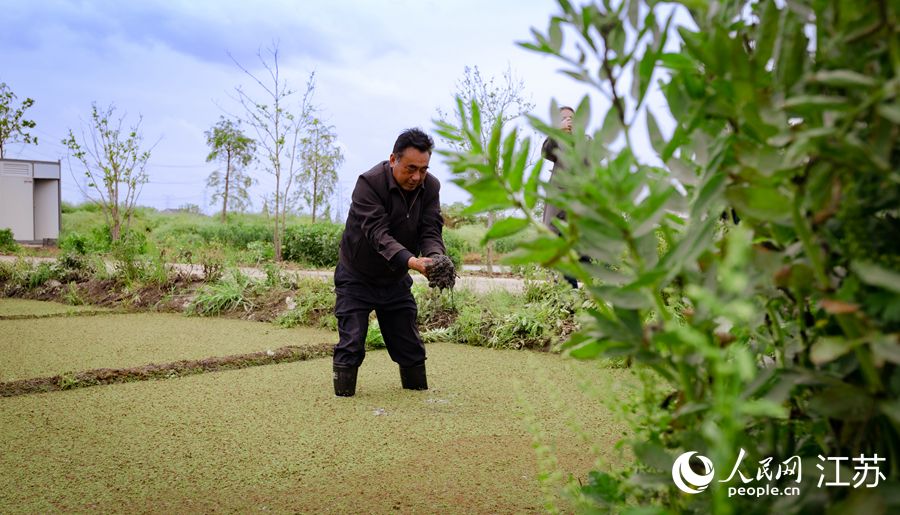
[2,0,682,218]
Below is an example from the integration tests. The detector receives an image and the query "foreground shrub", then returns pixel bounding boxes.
[442,1,900,512]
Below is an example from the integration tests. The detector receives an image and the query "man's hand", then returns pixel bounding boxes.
[408,256,433,276]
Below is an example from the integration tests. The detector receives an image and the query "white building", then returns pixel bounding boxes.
[0,158,61,244]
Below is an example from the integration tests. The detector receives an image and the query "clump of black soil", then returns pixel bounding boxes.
[427,255,457,291]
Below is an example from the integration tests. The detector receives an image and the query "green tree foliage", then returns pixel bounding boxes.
[0,80,37,158]
[295,118,344,223]
[442,0,900,512]
[436,65,535,275]
[63,103,153,243]
[205,116,257,222]
[229,43,316,261]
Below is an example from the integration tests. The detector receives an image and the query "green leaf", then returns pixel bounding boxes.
[783,95,851,111]
[481,217,529,244]
[740,399,789,419]
[658,53,692,71]
[808,386,873,421]
[871,336,900,365]
[876,103,900,125]
[691,170,727,220]
[549,17,563,51]
[567,338,603,359]
[632,441,674,471]
[508,138,530,192]
[524,159,543,209]
[665,157,697,187]
[806,70,878,88]
[810,337,855,365]
[647,109,666,156]
[574,95,591,134]
[726,186,792,221]
[589,286,652,310]
[597,107,622,145]
[853,262,900,294]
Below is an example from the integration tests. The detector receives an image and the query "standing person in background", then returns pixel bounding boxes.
[541,106,586,288]
[331,128,446,397]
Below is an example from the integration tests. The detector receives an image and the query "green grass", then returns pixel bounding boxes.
[0,343,628,514]
[0,311,337,380]
[0,298,109,317]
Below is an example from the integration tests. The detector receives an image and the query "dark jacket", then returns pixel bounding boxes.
[338,160,445,287]
[541,137,566,234]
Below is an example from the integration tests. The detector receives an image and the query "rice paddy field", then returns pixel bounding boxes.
[0,298,629,514]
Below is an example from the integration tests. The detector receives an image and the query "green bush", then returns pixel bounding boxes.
[445,247,462,271]
[442,0,900,514]
[442,1,900,512]
[0,228,19,252]
[247,240,275,264]
[195,223,272,250]
[281,223,343,267]
[442,226,474,256]
[59,233,90,255]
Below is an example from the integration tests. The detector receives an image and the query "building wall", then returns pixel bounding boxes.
[0,159,61,242]
[0,161,34,240]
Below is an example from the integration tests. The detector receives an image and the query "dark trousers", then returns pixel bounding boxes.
[333,262,425,368]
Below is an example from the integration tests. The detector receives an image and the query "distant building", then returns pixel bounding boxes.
[0,158,61,245]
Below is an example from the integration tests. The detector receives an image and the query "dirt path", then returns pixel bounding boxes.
[0,255,528,294]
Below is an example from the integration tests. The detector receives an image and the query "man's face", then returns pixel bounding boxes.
[390,148,431,191]
[560,109,574,132]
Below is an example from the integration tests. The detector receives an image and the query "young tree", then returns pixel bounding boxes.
[228,42,316,261]
[435,65,534,274]
[62,103,154,242]
[295,118,344,223]
[204,116,257,222]
[0,81,37,158]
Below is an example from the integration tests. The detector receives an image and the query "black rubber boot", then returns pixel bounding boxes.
[399,363,428,390]
[333,363,358,397]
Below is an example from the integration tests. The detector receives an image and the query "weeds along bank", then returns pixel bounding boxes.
[0,251,587,352]
[42,202,535,271]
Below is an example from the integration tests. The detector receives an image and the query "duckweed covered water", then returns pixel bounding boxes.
[0,343,628,514]
[0,309,336,380]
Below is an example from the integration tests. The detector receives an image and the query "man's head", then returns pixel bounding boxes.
[559,106,574,132]
[390,128,434,192]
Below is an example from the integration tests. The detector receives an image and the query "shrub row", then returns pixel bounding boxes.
[280,224,343,267]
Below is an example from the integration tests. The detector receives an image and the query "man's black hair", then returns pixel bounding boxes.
[559,105,574,113]
[393,128,434,158]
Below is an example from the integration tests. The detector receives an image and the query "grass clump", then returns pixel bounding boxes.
[187,269,256,316]
[273,276,337,330]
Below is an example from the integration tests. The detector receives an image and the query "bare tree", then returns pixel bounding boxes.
[228,42,316,261]
[435,64,534,274]
[62,103,155,242]
[0,80,37,158]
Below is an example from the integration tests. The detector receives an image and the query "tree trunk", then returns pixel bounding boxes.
[222,152,231,223]
[486,211,495,275]
[312,161,319,223]
[274,172,282,262]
